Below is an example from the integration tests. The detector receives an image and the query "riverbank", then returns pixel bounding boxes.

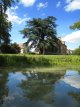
[0,54,80,68]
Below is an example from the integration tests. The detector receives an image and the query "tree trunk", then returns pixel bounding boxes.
[39,47,45,55]
[43,47,45,55]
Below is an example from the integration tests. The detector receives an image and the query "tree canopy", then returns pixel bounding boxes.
[0,43,20,54]
[0,0,19,14]
[0,14,12,44]
[70,20,80,53]
[72,47,80,55]
[70,21,80,30]
[21,16,58,54]
[0,0,18,45]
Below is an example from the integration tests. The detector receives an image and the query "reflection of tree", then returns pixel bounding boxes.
[0,71,8,104]
[21,71,64,104]
[69,93,80,107]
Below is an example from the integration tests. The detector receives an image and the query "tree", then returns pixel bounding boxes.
[70,21,80,30]
[0,0,19,14]
[20,16,58,54]
[11,43,21,53]
[0,0,19,45]
[72,47,80,55]
[0,14,12,44]
[0,44,13,53]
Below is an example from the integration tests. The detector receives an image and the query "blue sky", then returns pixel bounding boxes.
[6,0,80,50]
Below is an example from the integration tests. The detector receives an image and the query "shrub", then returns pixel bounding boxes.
[72,48,80,55]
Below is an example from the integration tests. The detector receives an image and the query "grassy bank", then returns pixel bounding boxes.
[0,54,80,67]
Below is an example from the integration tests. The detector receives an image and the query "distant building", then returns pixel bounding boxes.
[18,43,24,53]
[58,39,67,55]
[18,43,28,54]
[44,39,67,55]
[18,39,67,55]
[67,49,73,55]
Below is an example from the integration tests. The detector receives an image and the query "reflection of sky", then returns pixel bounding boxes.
[53,70,80,107]
[62,70,80,89]
[64,70,79,77]
[1,72,27,107]
[6,72,27,96]
[54,80,79,107]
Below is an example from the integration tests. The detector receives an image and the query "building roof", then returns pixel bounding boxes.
[18,43,24,49]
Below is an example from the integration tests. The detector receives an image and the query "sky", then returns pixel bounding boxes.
[6,0,80,50]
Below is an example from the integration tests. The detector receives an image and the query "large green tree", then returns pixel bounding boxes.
[0,0,18,45]
[21,16,58,54]
[0,14,12,44]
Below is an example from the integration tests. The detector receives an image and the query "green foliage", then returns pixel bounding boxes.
[20,16,58,54]
[0,0,19,44]
[0,43,20,54]
[70,21,80,55]
[70,21,80,30]
[0,14,12,44]
[11,43,21,53]
[0,0,19,14]
[72,48,80,55]
[0,44,13,53]
[0,55,80,67]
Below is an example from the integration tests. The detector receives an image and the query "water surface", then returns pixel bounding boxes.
[0,69,80,107]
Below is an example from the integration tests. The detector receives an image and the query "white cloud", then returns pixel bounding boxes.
[56,1,61,8]
[37,2,48,10]
[65,0,80,12]
[61,30,80,43]
[11,6,18,10]
[6,6,30,24]
[20,0,36,7]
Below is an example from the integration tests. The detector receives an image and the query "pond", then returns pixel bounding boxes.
[0,69,80,107]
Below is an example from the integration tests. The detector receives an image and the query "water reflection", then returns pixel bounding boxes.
[21,71,63,103]
[0,69,80,107]
[0,71,8,104]
[53,70,80,107]
[69,93,80,107]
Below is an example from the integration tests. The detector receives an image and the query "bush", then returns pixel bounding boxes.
[0,43,20,54]
[72,48,80,55]
[0,44,14,54]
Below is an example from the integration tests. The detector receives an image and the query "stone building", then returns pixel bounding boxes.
[44,39,67,55]
[18,43,28,54]
[58,40,67,55]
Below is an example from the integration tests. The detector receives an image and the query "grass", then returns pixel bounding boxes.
[0,54,80,68]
